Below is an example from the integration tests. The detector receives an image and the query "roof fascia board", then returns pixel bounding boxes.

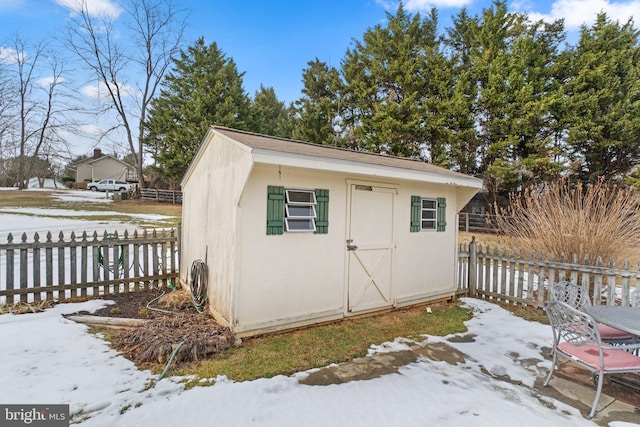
[251,149,483,189]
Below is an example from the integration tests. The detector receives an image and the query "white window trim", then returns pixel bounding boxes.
[421,197,437,231]
[284,189,317,232]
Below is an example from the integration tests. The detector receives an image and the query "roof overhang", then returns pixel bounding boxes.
[250,148,483,190]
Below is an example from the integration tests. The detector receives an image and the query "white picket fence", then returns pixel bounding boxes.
[457,237,640,307]
[0,228,179,305]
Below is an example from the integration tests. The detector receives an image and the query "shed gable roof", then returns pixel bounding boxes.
[213,126,478,182]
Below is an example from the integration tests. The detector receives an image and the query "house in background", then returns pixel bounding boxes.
[180,126,483,337]
[74,149,136,184]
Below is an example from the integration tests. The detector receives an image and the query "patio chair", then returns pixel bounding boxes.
[631,289,640,308]
[549,281,631,344]
[543,300,640,418]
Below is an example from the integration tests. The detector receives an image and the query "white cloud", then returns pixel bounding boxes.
[375,0,396,10]
[78,124,103,136]
[55,0,122,19]
[405,0,472,10]
[517,0,640,29]
[81,81,136,99]
[0,46,23,65]
[375,0,472,11]
[37,76,65,86]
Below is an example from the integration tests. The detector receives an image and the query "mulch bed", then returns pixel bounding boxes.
[85,288,236,365]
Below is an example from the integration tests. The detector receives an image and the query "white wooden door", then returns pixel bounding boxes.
[347,184,395,313]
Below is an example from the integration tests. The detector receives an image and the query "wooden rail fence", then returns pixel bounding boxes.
[458,212,499,233]
[139,188,182,204]
[457,237,640,307]
[0,228,179,305]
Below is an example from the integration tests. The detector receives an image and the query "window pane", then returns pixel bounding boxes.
[421,210,435,220]
[422,199,436,209]
[285,218,316,231]
[422,220,436,229]
[286,190,316,204]
[286,205,316,218]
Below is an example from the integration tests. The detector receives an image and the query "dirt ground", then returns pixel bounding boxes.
[92,287,198,319]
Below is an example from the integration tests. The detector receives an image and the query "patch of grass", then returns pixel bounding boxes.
[152,302,469,384]
[0,190,57,208]
[493,300,549,324]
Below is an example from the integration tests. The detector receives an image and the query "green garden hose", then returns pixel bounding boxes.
[151,341,185,388]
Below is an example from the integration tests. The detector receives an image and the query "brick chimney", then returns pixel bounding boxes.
[93,148,102,159]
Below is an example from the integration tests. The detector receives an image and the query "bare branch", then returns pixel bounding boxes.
[64,0,186,188]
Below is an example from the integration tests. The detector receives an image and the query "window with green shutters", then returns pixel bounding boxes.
[410,196,446,232]
[266,186,329,235]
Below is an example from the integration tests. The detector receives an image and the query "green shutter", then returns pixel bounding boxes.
[410,195,421,232]
[266,185,284,235]
[437,197,447,232]
[314,189,329,234]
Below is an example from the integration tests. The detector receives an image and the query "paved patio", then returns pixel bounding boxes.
[300,337,640,425]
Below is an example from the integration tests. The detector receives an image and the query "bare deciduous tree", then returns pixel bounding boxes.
[65,0,186,188]
[1,35,71,189]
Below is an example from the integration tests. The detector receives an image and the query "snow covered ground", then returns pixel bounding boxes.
[0,188,179,304]
[1,298,633,427]
[0,189,177,241]
[0,189,636,426]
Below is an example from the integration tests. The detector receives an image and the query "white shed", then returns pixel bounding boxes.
[180,126,482,337]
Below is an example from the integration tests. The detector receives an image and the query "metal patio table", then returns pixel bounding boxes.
[585,306,640,338]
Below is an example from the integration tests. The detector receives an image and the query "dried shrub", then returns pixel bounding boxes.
[0,300,55,315]
[157,287,192,310]
[114,313,235,364]
[494,178,640,266]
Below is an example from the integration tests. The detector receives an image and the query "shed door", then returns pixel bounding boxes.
[347,184,396,313]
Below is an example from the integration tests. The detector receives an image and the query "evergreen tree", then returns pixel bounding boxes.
[248,85,292,138]
[341,4,442,159]
[455,1,566,197]
[443,8,481,174]
[292,59,343,146]
[144,38,250,183]
[565,13,640,182]
[483,17,566,191]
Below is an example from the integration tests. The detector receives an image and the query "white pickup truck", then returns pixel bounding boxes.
[87,179,132,192]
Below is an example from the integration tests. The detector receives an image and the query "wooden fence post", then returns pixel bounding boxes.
[469,236,477,296]
[6,233,14,304]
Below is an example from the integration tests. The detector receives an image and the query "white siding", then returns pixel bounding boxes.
[394,182,459,305]
[234,165,346,334]
[76,158,132,182]
[232,166,464,335]
[180,132,253,325]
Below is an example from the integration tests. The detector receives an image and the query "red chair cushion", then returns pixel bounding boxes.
[558,342,640,371]
[597,323,632,340]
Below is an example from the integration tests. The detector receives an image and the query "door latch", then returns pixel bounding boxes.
[346,239,358,251]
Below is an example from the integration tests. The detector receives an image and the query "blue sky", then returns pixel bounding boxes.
[1,0,639,157]
[3,0,640,104]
